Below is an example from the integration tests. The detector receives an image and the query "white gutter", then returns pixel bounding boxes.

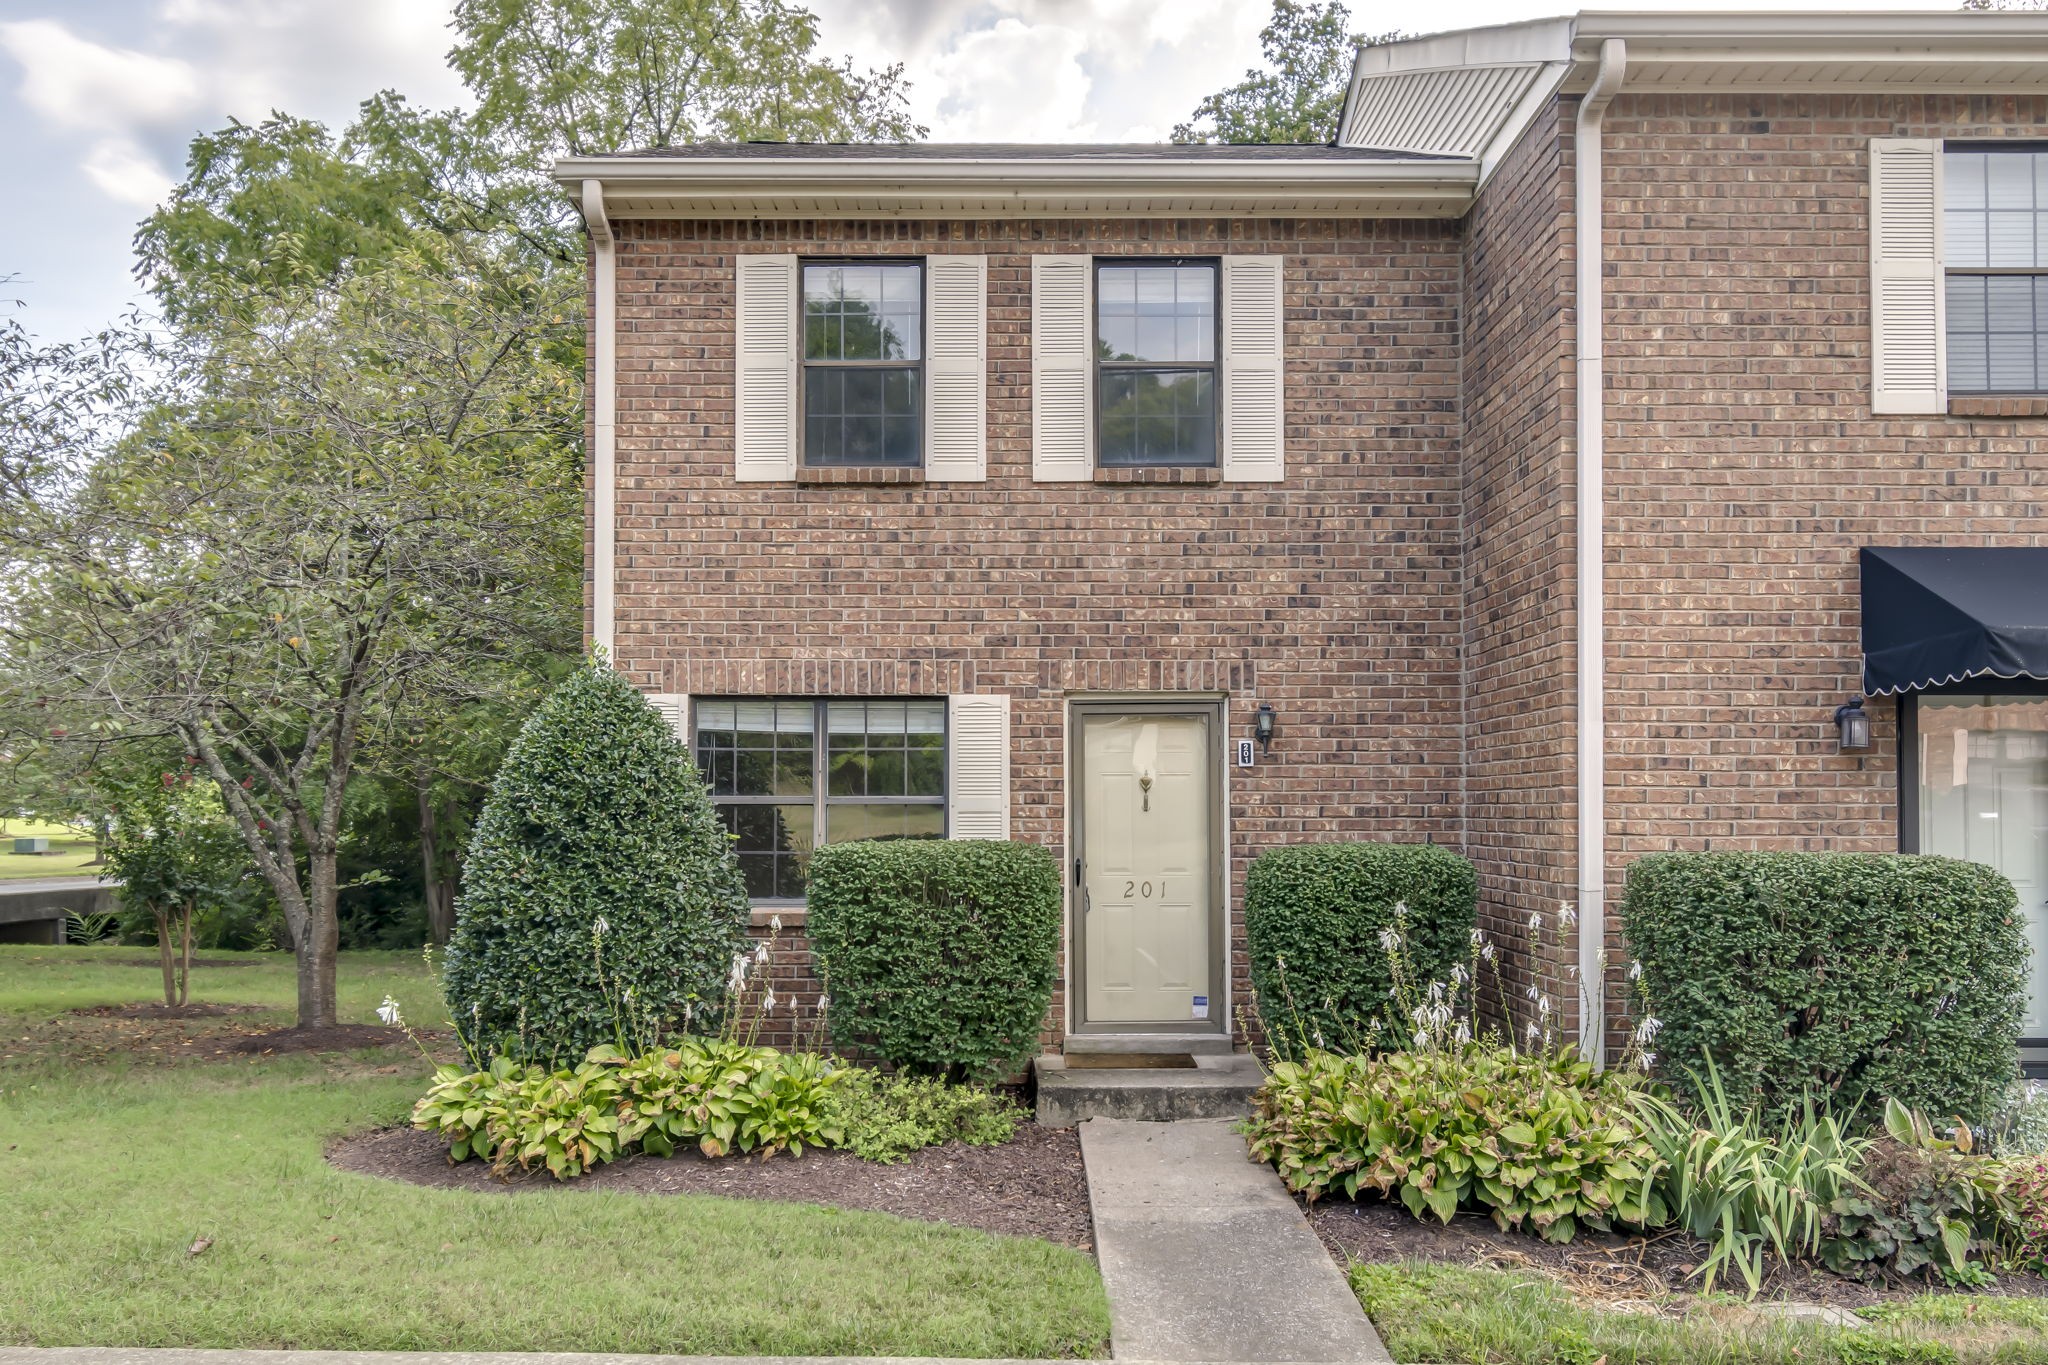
[1574,36,1624,1069]
[581,178,616,662]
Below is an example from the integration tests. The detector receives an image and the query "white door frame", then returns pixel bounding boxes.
[1066,696,1228,1035]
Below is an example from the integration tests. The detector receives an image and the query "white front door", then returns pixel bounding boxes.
[1077,710,1216,1027]
[1917,694,2048,1037]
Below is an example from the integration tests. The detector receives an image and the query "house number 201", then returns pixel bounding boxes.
[1123,880,1161,898]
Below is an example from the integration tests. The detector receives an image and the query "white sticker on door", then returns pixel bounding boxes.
[1192,994,1210,1020]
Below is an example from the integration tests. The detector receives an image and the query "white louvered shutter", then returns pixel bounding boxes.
[1222,255,1286,481]
[925,255,988,481]
[735,255,798,480]
[946,694,1011,840]
[647,693,691,749]
[1870,139,1946,415]
[1032,256,1093,481]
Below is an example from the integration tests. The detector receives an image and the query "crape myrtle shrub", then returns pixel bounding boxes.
[806,839,1060,1082]
[1621,851,2025,1124]
[1244,841,1477,1050]
[443,665,749,1059]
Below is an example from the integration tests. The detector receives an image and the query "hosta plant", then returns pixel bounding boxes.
[1245,1043,1665,1243]
[412,1036,844,1179]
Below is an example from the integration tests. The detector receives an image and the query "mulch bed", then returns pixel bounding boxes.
[225,1024,420,1055]
[330,1122,1094,1249]
[1307,1195,2048,1309]
[71,1002,268,1020]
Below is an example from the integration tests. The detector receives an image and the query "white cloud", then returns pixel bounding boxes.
[81,137,177,207]
[924,17,1096,140]
[0,19,200,133]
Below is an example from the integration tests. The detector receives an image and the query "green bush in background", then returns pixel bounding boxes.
[1621,851,2025,1124]
[806,839,1060,1082]
[1244,840,1477,1050]
[442,665,749,1060]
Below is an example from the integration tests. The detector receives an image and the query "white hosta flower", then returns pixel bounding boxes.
[1377,926,1401,953]
[1524,983,1540,1001]
[1480,943,1497,964]
[1566,962,1579,980]
[376,996,403,1027]
[593,916,609,937]
[1528,910,1543,932]
[754,941,770,964]
[1526,1021,1541,1046]
[1628,959,1643,982]
[623,985,636,1002]
[817,993,830,1013]
[763,990,778,1013]
[1394,900,1410,918]
[769,914,783,933]
[1558,901,1577,928]
[1454,1019,1471,1046]
[1469,927,1485,947]
[729,955,749,991]
[1413,1031,1430,1050]
[1538,996,1553,1017]
[1449,963,1469,986]
[1313,1029,1326,1049]
[1642,1052,1657,1069]
[1633,1016,1663,1044]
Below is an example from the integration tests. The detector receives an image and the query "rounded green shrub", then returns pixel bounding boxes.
[805,839,1060,1082]
[1620,851,2025,1124]
[1244,840,1477,1051]
[442,664,749,1059]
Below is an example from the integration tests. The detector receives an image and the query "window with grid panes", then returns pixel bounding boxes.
[693,699,946,901]
[802,262,924,466]
[1095,260,1219,466]
[1945,148,2048,394]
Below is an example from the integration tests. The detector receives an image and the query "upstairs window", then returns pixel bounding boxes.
[802,262,924,466]
[1945,148,2048,394]
[1095,261,1219,467]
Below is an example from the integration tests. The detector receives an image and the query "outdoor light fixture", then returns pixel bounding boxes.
[1255,703,1276,755]
[1834,697,1872,753]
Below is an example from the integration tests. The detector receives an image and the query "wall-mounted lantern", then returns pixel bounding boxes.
[1834,697,1872,753]
[1255,703,1277,755]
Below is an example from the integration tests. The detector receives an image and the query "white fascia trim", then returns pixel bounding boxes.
[551,156,1481,218]
[581,178,616,663]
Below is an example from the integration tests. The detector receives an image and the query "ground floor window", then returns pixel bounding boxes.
[692,698,947,901]
[1906,689,2048,1041]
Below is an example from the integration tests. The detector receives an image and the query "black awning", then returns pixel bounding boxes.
[1861,546,2048,696]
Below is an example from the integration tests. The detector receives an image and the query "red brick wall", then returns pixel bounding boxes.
[1458,103,1583,1039]
[1593,92,2048,1030]
[608,218,1464,1049]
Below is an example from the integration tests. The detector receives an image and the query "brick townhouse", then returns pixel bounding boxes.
[556,10,2048,1064]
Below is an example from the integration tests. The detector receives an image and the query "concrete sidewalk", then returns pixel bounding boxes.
[1078,1119,1390,1363]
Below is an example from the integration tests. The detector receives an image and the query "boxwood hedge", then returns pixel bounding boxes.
[442,664,750,1060]
[1620,851,2025,1123]
[1244,840,1477,1051]
[806,839,1059,1082]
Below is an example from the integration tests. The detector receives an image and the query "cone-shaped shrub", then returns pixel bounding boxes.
[443,664,749,1059]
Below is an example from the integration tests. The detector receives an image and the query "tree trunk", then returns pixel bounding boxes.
[178,898,195,1008]
[297,847,341,1029]
[153,906,175,1008]
[416,777,455,944]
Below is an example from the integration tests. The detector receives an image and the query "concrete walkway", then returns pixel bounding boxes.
[1078,1119,1390,1363]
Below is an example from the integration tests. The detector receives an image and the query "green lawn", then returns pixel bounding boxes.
[0,818,99,879]
[0,945,1111,1356]
[1354,1260,2048,1364]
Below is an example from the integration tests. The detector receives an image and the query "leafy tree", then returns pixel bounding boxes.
[1,239,583,1028]
[98,758,251,1007]
[450,0,926,162]
[443,663,750,1060]
[1173,0,1398,145]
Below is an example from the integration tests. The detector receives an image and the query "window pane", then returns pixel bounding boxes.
[1946,271,2048,394]
[1097,263,1215,363]
[1916,695,2048,1037]
[1099,369,1217,466]
[723,700,814,796]
[720,803,816,900]
[824,701,947,801]
[803,263,922,361]
[803,366,922,467]
[826,803,946,845]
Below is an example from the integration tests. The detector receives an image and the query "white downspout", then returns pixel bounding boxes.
[1574,38,1625,1069]
[581,178,617,662]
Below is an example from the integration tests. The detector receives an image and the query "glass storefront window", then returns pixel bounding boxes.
[1916,694,2048,1038]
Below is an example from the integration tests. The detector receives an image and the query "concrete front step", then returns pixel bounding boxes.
[1034,1052,1265,1126]
[1061,1032,1237,1056]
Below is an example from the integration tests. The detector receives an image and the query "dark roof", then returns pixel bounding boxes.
[593,141,1456,163]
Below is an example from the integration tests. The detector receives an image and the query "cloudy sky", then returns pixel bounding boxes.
[2,0,1950,346]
